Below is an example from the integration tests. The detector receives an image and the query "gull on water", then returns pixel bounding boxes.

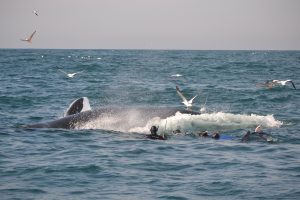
[272,80,296,89]
[20,30,36,43]
[59,69,84,78]
[176,86,197,108]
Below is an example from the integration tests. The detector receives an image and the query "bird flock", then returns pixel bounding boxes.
[20,10,85,79]
[174,76,296,112]
[19,10,296,111]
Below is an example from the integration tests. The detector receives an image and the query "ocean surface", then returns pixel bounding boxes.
[0,49,299,199]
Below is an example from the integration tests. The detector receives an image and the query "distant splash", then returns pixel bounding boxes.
[75,111,282,134]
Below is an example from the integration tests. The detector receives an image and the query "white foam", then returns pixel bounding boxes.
[155,112,282,134]
[75,111,282,135]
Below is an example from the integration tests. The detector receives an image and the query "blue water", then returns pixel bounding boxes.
[0,49,299,199]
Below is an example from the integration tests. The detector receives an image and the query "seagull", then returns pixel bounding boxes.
[21,30,36,43]
[58,69,84,78]
[33,10,38,16]
[176,86,197,108]
[272,80,296,89]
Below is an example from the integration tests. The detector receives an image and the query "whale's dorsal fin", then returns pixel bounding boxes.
[64,97,91,116]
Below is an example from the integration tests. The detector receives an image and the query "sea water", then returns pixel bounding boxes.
[0,49,299,199]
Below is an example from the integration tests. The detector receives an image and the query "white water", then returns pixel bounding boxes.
[76,111,282,135]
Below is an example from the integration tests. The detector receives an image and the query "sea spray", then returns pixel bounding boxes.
[77,111,282,134]
[157,112,282,134]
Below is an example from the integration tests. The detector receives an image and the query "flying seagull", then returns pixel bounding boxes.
[272,80,296,89]
[33,10,38,16]
[59,69,84,78]
[176,86,197,108]
[21,30,36,43]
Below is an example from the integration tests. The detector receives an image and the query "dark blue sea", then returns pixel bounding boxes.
[0,49,299,199]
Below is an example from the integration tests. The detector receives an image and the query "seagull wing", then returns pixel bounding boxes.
[188,95,197,104]
[288,80,296,89]
[176,86,188,103]
[58,69,68,75]
[21,31,35,42]
[76,71,84,74]
[28,30,36,41]
[72,71,84,76]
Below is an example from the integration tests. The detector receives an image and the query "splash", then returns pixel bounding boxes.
[154,112,282,134]
[75,111,282,134]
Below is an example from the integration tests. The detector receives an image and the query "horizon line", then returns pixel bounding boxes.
[1,47,300,51]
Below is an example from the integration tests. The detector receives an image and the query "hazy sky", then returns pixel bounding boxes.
[1,0,299,50]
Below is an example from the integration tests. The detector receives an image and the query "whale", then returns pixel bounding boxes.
[25,97,201,130]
